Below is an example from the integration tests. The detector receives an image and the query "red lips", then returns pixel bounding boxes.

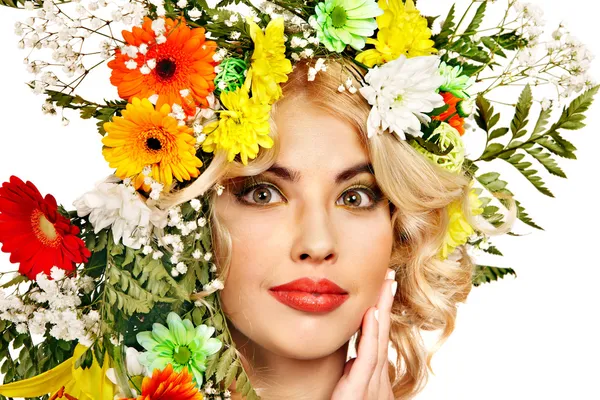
[269,278,349,313]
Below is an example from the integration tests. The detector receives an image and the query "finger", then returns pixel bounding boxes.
[375,270,395,365]
[369,269,396,398]
[346,307,380,393]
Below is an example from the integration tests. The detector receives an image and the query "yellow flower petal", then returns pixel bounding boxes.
[355,0,436,67]
[0,344,116,400]
[102,97,203,190]
[246,17,292,104]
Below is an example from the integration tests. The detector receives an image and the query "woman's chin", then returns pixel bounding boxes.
[266,330,351,361]
[260,314,358,360]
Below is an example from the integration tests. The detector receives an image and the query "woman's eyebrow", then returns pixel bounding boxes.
[264,162,374,183]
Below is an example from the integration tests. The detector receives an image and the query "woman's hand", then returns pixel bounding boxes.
[331,268,397,400]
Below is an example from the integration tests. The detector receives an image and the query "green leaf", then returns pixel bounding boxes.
[473,265,517,286]
[514,200,543,230]
[480,143,504,161]
[477,172,500,185]
[524,147,567,178]
[235,370,248,393]
[494,31,527,50]
[122,247,136,267]
[502,153,554,197]
[110,241,125,256]
[433,4,455,48]
[534,136,576,159]
[530,106,552,138]
[448,38,491,63]
[204,352,220,380]
[93,343,105,370]
[481,245,503,256]
[224,361,240,388]
[475,95,500,133]
[476,173,514,228]
[0,0,23,8]
[510,85,533,140]
[0,275,28,289]
[425,15,438,29]
[481,36,507,58]
[489,127,509,141]
[94,229,108,252]
[192,306,206,326]
[547,85,599,134]
[80,105,98,119]
[465,1,487,34]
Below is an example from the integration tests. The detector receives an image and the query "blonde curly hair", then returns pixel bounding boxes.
[162,57,512,399]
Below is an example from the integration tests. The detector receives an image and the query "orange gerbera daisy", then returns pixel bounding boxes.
[102,97,203,191]
[108,17,217,116]
[0,177,90,280]
[122,364,203,400]
[432,92,465,135]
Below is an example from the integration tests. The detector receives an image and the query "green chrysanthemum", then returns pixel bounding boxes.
[412,122,465,173]
[312,0,383,52]
[137,312,222,386]
[438,62,475,99]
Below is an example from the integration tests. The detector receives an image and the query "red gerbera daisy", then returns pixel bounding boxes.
[122,364,203,400]
[108,17,218,117]
[0,176,91,280]
[433,91,466,135]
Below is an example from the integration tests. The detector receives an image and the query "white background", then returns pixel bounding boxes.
[0,0,599,398]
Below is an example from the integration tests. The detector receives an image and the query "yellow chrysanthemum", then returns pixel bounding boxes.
[355,0,437,67]
[439,187,484,259]
[202,85,273,165]
[247,16,293,104]
[102,98,203,190]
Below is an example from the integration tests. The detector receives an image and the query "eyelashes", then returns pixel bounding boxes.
[231,177,385,210]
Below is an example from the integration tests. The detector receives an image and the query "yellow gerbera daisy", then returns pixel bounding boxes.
[355,0,437,67]
[202,85,273,165]
[102,98,203,190]
[439,187,484,260]
[247,16,293,104]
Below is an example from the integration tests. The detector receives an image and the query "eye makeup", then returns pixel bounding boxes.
[230,175,386,210]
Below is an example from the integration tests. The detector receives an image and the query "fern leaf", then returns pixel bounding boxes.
[514,200,543,230]
[524,147,567,178]
[465,1,487,33]
[547,85,599,133]
[472,265,517,286]
[531,106,552,138]
[502,153,554,197]
[475,95,500,133]
[433,4,456,47]
[510,85,533,140]
[534,136,576,159]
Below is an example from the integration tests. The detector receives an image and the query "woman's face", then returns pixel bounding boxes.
[215,97,394,360]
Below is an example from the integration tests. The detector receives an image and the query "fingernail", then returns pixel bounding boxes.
[391,281,398,297]
[374,309,379,322]
[386,270,395,280]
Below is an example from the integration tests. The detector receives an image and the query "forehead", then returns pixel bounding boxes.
[273,98,369,175]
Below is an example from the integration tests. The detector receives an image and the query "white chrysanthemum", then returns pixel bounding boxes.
[359,55,445,139]
[73,175,166,249]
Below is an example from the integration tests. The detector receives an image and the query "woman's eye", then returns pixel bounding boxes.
[336,188,374,208]
[240,184,285,205]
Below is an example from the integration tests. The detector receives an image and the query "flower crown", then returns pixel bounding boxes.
[0,0,597,398]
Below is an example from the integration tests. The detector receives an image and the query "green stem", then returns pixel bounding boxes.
[112,345,134,397]
[448,0,476,43]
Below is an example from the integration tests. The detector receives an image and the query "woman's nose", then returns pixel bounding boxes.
[290,202,338,264]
